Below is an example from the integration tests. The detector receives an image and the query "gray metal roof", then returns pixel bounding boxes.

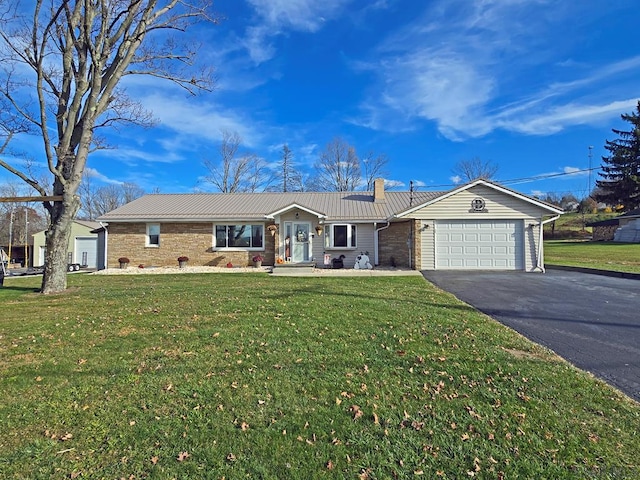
[98,190,444,222]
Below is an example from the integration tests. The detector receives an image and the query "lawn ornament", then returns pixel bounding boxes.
[354,252,373,270]
[332,255,346,269]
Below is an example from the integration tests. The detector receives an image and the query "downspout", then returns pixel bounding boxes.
[533,215,561,273]
[99,222,108,270]
[375,221,391,266]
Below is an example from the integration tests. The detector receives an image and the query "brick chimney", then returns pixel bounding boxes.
[373,178,385,202]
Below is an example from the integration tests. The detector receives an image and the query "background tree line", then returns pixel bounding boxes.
[201,133,389,193]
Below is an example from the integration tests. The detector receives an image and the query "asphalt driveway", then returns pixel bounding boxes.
[422,270,640,402]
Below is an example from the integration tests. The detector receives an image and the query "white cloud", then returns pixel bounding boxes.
[383,178,405,189]
[138,93,262,147]
[242,0,351,63]
[356,0,640,140]
[83,167,123,185]
[497,99,639,135]
[450,175,462,185]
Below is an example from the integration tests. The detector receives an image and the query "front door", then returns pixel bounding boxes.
[288,222,311,263]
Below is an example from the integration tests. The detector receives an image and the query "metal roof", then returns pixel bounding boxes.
[98,190,444,222]
[97,180,564,223]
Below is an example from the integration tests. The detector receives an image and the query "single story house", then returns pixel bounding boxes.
[33,219,102,269]
[97,179,563,272]
[587,208,640,242]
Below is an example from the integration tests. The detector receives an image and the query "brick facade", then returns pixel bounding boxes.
[107,222,276,268]
[378,220,420,268]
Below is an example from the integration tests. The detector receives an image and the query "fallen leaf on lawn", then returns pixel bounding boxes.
[177,451,190,462]
[359,469,371,479]
[151,456,159,465]
[373,412,379,425]
[226,453,236,462]
[326,460,335,470]
[240,422,249,431]
[461,433,470,441]
[60,433,73,442]
[349,405,363,420]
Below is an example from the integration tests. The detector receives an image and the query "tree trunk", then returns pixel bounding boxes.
[40,192,80,294]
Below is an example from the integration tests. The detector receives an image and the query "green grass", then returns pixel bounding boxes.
[1,273,638,479]
[545,240,640,273]
[544,212,619,239]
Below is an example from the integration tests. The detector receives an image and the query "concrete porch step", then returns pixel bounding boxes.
[270,262,316,275]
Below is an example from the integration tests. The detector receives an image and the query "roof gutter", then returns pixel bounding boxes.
[374,221,391,266]
[534,215,561,273]
[98,221,108,271]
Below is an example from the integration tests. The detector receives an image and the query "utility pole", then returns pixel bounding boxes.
[588,145,593,198]
[24,205,29,268]
[8,208,14,265]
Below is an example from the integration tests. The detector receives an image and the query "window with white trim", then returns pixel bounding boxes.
[325,224,357,249]
[146,223,160,247]
[214,224,264,249]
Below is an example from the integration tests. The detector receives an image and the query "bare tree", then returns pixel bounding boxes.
[202,130,271,193]
[312,137,361,192]
[269,144,304,192]
[0,182,47,261]
[451,157,499,183]
[362,151,389,191]
[0,1,217,293]
[78,173,145,219]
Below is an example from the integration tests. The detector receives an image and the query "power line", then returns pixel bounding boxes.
[414,166,601,191]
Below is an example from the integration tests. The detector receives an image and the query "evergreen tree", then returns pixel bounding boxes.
[595,101,640,210]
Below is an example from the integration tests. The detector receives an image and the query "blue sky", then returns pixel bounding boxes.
[5,0,640,199]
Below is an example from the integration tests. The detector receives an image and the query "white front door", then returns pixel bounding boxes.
[286,222,311,263]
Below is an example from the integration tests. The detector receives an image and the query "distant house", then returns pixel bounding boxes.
[33,220,102,268]
[587,209,640,242]
[97,179,563,272]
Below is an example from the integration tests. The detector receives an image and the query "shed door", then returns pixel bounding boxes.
[75,237,98,268]
[435,220,523,270]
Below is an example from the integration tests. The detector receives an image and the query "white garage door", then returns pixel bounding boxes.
[75,237,98,268]
[435,220,523,270]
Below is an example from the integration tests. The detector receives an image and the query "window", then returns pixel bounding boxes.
[147,223,160,246]
[214,224,264,249]
[325,224,357,249]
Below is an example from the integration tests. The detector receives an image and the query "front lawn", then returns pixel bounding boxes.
[1,273,638,479]
[544,240,640,273]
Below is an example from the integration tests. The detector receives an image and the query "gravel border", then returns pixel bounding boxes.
[91,265,420,276]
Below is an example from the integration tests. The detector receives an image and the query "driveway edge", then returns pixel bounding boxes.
[546,264,640,280]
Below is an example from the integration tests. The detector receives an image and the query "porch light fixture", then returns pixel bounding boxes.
[267,224,278,237]
[315,225,323,236]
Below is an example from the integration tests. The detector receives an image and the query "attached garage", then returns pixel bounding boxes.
[434,220,524,270]
[397,180,563,272]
